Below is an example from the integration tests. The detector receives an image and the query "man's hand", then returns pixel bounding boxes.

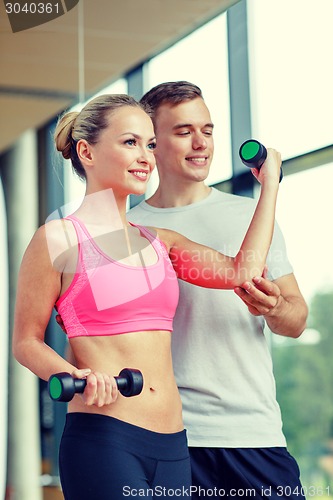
[234,267,282,317]
[234,268,308,337]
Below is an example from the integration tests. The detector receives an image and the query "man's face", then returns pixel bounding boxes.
[153,97,214,183]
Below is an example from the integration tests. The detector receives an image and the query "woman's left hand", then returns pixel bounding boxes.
[252,148,281,186]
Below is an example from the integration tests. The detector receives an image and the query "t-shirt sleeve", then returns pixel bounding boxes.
[266,220,293,280]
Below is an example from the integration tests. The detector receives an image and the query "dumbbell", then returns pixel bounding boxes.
[48,368,143,402]
[239,139,283,182]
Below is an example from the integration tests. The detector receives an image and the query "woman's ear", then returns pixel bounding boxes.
[77,139,93,166]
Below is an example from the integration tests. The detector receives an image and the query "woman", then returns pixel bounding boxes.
[12,94,281,499]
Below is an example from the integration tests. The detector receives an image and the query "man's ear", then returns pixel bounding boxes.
[77,139,93,166]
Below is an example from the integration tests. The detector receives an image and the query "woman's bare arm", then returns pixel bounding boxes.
[157,148,281,289]
[12,223,77,381]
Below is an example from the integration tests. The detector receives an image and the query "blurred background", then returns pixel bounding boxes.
[1,0,333,498]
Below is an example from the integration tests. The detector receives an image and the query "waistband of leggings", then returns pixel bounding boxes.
[63,412,189,460]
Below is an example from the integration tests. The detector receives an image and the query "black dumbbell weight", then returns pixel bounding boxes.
[48,368,143,402]
[239,139,283,182]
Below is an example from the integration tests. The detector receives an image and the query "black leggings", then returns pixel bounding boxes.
[59,413,191,499]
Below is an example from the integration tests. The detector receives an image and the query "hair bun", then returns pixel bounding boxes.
[54,111,79,159]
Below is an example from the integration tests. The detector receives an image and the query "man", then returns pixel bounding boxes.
[128,81,308,499]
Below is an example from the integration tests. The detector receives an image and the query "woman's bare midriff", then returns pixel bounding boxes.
[67,329,183,434]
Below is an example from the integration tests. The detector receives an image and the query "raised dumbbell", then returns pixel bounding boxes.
[48,368,143,402]
[239,139,283,182]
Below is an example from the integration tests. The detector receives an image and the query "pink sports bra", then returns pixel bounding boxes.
[55,216,179,338]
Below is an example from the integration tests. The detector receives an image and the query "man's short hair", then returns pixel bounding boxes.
[140,81,203,121]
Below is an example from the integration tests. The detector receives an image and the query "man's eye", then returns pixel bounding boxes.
[176,131,190,136]
[203,130,213,136]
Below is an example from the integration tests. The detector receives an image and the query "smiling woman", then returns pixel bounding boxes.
[12,94,190,499]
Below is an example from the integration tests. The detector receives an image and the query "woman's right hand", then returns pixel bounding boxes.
[71,368,119,407]
[251,147,281,186]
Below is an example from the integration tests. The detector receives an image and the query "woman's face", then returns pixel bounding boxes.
[81,106,156,196]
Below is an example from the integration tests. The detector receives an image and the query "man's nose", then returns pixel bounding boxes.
[192,134,207,149]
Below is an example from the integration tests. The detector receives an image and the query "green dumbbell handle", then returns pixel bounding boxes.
[239,139,283,182]
[48,368,143,402]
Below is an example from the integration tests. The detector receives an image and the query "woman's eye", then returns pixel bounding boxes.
[125,139,136,146]
[148,142,156,150]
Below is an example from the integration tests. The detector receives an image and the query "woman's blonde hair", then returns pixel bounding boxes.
[54,94,148,180]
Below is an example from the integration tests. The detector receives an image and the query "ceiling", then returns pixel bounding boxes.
[0,0,239,154]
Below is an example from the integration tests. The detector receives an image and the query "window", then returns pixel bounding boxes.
[272,163,333,490]
[145,13,232,187]
[247,0,333,159]
[247,1,333,489]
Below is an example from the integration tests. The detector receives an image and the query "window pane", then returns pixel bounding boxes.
[247,0,333,159]
[145,13,232,186]
[276,164,333,302]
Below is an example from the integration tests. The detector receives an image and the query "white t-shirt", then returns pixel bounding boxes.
[128,188,292,447]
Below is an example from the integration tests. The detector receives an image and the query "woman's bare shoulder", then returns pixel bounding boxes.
[26,218,78,271]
